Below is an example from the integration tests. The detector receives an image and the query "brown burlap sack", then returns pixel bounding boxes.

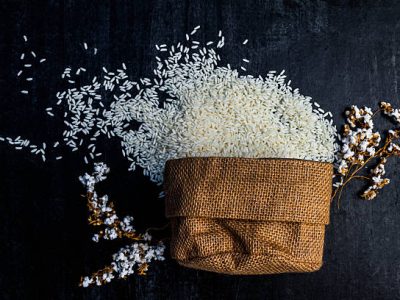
[164,157,332,275]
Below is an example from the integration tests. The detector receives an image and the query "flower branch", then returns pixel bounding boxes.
[333,102,400,202]
[79,163,165,287]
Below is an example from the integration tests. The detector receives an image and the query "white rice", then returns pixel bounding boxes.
[45,29,336,184]
[2,29,337,185]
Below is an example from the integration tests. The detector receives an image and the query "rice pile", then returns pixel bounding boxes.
[1,28,337,185]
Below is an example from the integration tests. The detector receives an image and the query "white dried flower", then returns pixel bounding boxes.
[92,234,100,243]
[81,276,93,288]
[334,103,400,202]
[79,163,165,287]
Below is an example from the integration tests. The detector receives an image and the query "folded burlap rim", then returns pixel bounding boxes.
[165,157,332,224]
[164,157,333,275]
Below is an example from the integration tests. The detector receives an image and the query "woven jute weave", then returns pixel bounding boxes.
[164,157,333,275]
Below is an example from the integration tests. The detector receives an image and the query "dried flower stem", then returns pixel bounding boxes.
[79,163,165,287]
[333,102,400,203]
[334,139,391,199]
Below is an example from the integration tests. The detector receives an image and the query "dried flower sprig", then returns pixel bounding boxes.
[333,102,400,202]
[79,163,165,287]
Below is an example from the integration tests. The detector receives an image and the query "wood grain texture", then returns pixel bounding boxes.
[1,0,400,299]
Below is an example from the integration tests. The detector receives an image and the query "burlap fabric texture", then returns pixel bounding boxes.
[164,157,333,275]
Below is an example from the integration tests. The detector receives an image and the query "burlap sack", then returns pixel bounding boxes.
[164,157,332,275]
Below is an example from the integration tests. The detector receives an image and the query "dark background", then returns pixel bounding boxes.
[1,0,400,299]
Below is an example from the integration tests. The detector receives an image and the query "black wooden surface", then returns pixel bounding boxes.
[1,0,400,299]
